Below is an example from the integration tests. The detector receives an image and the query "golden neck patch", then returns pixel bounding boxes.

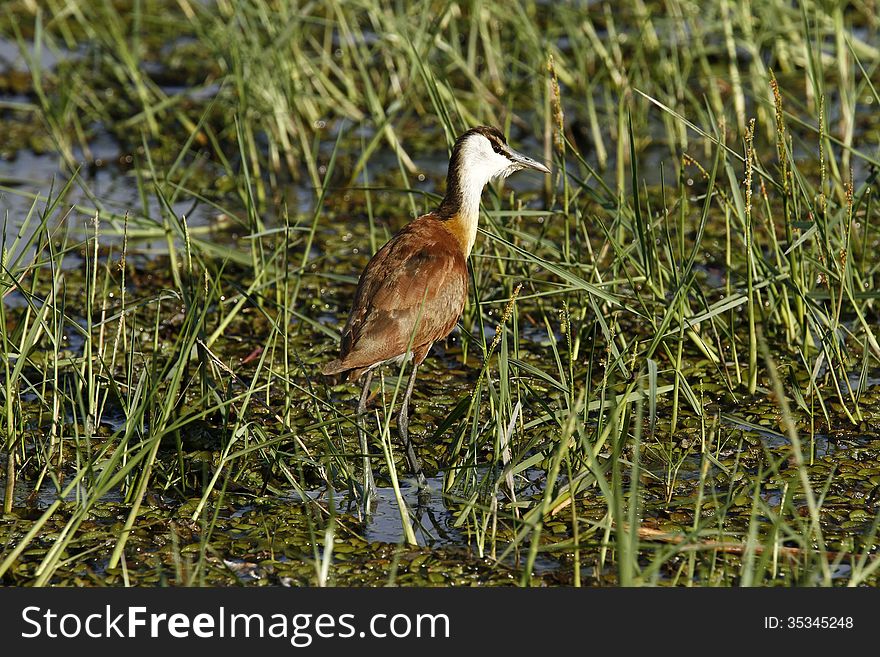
[439,209,479,257]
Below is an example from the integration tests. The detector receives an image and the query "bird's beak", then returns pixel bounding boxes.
[506,147,551,174]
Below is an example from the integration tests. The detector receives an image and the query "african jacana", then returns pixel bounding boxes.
[324,126,550,496]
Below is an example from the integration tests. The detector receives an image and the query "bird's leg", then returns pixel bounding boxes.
[399,362,428,493]
[356,370,376,504]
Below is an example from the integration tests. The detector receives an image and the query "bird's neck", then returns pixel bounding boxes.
[436,165,489,258]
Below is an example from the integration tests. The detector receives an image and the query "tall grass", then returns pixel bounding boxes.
[1,0,880,586]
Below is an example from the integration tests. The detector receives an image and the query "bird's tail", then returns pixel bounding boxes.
[321,359,347,376]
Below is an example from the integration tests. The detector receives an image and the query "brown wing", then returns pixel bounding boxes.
[324,216,468,377]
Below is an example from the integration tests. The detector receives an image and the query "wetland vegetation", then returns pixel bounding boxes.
[2,0,880,586]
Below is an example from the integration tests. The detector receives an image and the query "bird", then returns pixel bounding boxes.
[323,125,550,498]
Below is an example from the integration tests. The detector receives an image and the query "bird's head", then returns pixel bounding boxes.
[436,126,550,254]
[450,126,551,187]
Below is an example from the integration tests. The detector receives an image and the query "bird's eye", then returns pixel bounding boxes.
[490,141,504,155]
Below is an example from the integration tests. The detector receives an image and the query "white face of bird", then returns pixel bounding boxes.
[456,132,551,189]
[442,128,550,258]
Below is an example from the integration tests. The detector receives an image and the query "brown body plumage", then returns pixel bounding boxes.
[322,215,468,381]
[324,126,549,497]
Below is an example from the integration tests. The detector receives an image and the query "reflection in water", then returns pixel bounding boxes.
[326,473,561,573]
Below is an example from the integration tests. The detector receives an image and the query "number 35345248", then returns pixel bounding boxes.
[764,617,854,629]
